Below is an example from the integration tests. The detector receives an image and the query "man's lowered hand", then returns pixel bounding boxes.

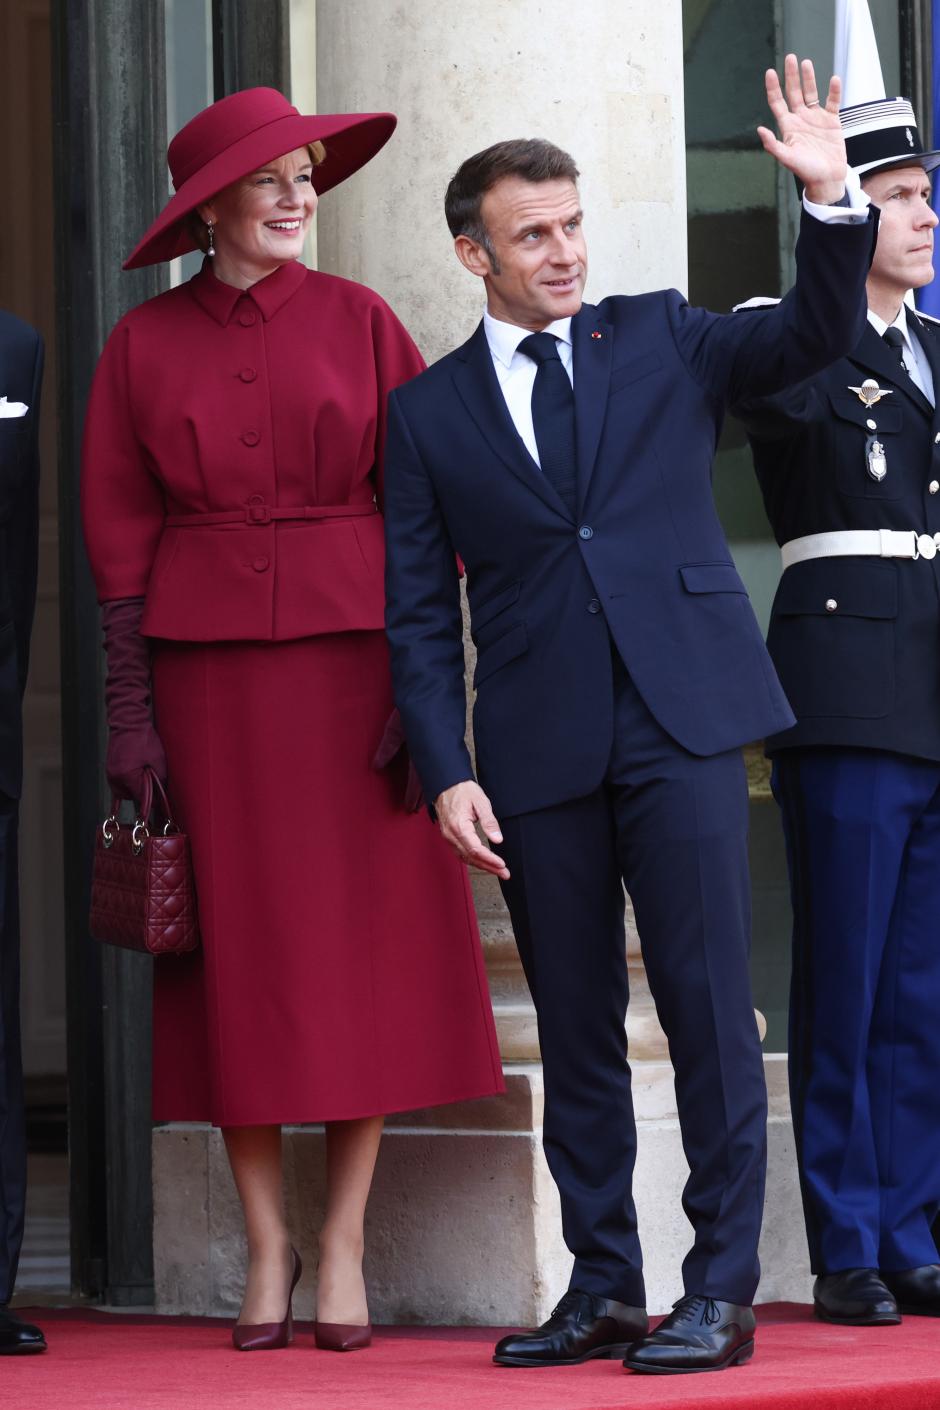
[435,780,510,879]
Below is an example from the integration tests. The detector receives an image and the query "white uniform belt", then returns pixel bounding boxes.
[781,529,940,570]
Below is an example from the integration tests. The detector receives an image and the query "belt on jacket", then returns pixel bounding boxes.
[165,500,378,528]
[781,529,940,570]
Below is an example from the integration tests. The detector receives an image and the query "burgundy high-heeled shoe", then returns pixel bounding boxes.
[314,1318,372,1352]
[232,1246,302,1351]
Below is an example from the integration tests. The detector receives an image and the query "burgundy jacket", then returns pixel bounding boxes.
[81,259,424,640]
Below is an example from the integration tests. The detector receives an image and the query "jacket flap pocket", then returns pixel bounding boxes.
[775,559,898,619]
[473,622,527,687]
[679,562,747,595]
[609,351,663,394]
[471,579,522,633]
[827,393,902,434]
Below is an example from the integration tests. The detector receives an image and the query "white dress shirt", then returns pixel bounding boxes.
[867,304,935,406]
[483,310,573,467]
[482,171,872,466]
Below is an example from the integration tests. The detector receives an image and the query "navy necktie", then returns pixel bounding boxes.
[882,325,910,377]
[518,332,578,517]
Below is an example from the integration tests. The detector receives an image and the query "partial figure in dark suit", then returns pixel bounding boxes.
[0,308,45,1354]
[384,58,878,1375]
[735,99,940,1328]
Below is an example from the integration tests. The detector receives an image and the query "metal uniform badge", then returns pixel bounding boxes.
[848,378,893,408]
[848,381,893,483]
[866,435,887,481]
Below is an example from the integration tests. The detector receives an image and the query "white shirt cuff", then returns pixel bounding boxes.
[801,167,870,224]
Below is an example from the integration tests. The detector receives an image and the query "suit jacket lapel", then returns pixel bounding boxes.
[909,310,940,420]
[452,322,570,518]
[572,304,612,510]
[849,321,934,419]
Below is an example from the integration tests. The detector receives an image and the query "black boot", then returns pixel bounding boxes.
[814,1270,900,1326]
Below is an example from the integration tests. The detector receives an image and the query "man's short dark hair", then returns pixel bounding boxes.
[444,138,580,268]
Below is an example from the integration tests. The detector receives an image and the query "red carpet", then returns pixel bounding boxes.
[5,1302,940,1410]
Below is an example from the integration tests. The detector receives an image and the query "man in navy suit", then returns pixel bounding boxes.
[0,308,45,1355]
[384,58,877,1374]
[736,98,940,1329]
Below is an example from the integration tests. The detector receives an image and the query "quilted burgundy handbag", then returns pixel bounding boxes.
[89,769,200,955]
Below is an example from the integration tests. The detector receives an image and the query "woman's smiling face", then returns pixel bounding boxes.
[198,146,317,282]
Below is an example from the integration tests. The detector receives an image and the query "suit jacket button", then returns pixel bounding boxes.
[241,428,260,446]
[587,598,601,613]
[825,598,837,612]
[930,480,939,494]
[252,556,270,572]
[578,525,593,540]
[934,432,940,444]
[240,367,258,383]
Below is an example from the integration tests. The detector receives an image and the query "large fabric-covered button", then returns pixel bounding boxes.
[252,556,270,572]
[241,428,260,446]
[239,310,257,327]
[239,367,257,383]
[578,525,594,540]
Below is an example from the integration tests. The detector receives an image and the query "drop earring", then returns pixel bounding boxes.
[206,220,216,257]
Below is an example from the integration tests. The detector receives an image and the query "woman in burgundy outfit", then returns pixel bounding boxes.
[80,89,503,1352]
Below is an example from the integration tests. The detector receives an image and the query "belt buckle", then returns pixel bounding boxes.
[917,533,938,561]
[245,496,272,525]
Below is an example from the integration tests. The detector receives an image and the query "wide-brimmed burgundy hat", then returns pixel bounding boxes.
[123,87,396,270]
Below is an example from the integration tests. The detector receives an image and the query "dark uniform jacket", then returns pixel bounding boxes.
[736,307,940,760]
[0,311,42,799]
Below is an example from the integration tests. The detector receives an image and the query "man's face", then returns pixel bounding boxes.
[469,177,587,330]
[863,164,937,297]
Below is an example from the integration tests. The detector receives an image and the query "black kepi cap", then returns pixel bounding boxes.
[840,97,940,178]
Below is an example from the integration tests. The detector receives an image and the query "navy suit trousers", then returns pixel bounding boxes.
[497,651,768,1307]
[773,749,940,1276]
[0,792,23,1305]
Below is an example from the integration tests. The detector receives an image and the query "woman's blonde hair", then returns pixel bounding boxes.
[188,141,327,252]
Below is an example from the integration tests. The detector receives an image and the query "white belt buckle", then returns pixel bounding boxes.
[917,533,938,561]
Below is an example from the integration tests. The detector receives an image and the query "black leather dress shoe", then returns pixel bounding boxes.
[0,1306,47,1354]
[813,1269,900,1326]
[623,1295,755,1374]
[881,1265,940,1316]
[493,1289,648,1367]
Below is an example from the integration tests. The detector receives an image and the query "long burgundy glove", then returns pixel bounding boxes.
[373,707,425,813]
[101,596,167,806]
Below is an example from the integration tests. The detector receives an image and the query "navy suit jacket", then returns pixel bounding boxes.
[737,308,940,761]
[0,311,43,800]
[384,208,878,819]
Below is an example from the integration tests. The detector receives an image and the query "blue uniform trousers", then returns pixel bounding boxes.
[497,653,768,1307]
[773,748,940,1275]
[0,794,23,1306]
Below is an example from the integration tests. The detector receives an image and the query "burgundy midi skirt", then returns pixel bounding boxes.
[150,630,503,1126]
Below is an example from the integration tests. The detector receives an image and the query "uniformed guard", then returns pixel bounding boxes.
[736,97,940,1327]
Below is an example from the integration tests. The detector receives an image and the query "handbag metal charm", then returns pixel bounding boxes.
[866,434,887,482]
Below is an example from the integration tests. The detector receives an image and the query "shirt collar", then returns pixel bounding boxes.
[867,301,916,353]
[483,309,573,369]
[189,257,307,327]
